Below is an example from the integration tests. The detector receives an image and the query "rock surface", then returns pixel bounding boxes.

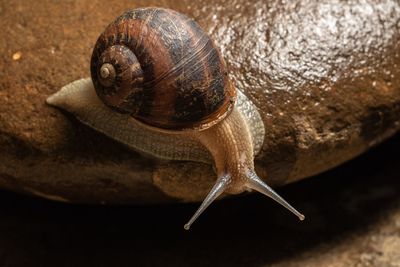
[1,1,400,266]
[0,0,399,204]
[0,134,399,267]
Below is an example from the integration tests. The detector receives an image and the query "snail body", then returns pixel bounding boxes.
[47,7,304,229]
[48,78,265,163]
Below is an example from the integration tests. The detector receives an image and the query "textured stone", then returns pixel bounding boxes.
[0,0,399,204]
[0,134,398,267]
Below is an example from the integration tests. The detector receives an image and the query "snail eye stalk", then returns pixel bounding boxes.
[184,174,231,230]
[245,170,305,221]
[184,170,304,230]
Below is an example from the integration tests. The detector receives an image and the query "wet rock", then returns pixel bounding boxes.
[0,0,399,204]
[0,134,399,267]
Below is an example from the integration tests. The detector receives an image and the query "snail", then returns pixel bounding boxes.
[46,7,305,230]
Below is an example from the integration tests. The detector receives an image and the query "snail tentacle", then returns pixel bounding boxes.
[246,170,305,221]
[184,106,304,229]
[184,173,231,230]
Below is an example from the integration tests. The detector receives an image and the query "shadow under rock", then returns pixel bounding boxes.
[0,134,399,267]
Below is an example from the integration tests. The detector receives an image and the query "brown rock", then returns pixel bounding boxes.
[0,0,399,204]
[0,134,399,267]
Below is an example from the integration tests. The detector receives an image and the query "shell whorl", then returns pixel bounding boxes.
[90,8,236,131]
[94,45,144,114]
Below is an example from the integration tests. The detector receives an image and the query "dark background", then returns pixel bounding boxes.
[0,134,398,267]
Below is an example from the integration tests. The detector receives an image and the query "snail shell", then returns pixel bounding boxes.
[90,8,236,130]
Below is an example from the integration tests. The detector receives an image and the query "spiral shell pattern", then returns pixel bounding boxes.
[90,7,236,130]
